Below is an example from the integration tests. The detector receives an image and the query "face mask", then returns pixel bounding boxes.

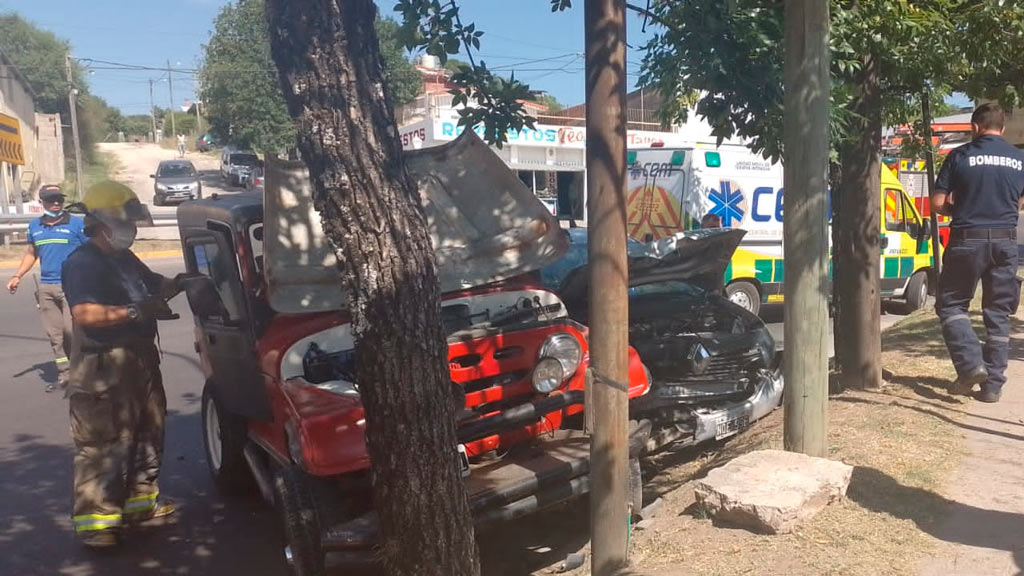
[103,223,138,251]
[43,209,63,218]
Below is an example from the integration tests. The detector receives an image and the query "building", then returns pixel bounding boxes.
[396,58,742,224]
[0,49,65,207]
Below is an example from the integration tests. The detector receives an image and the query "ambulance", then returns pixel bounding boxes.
[626,145,938,315]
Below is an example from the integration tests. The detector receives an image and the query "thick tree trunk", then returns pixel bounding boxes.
[835,53,882,390]
[264,2,480,575]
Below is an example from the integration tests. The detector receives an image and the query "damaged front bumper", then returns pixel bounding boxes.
[640,365,784,452]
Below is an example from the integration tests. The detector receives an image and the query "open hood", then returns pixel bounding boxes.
[263,130,568,314]
[555,228,747,305]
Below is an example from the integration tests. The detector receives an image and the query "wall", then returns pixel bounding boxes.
[0,52,38,199]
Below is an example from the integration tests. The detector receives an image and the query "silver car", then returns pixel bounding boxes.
[151,160,201,205]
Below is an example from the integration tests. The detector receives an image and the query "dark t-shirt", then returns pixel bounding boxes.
[933,134,1024,229]
[62,241,163,346]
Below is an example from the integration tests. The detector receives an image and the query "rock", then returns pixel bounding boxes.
[556,552,585,573]
[638,497,664,520]
[633,518,656,531]
[693,449,853,534]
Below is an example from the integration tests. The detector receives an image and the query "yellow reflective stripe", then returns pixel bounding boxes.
[73,513,122,532]
[34,238,70,245]
[55,357,69,364]
[124,492,159,514]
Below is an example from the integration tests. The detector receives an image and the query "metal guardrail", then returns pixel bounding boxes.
[0,212,178,234]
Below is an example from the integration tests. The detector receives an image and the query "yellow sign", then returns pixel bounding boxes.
[0,112,25,165]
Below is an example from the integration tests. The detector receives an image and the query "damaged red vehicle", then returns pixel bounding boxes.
[176,132,651,575]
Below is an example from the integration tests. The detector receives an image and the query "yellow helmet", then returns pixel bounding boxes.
[76,180,154,228]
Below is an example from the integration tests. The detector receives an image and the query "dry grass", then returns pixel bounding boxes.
[479,305,973,576]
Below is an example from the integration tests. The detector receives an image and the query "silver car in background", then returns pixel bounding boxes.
[151,160,202,205]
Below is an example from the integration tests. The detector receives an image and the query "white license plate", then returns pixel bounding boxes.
[457,444,470,478]
[715,413,750,440]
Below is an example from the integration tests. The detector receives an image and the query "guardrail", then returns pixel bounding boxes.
[0,212,179,234]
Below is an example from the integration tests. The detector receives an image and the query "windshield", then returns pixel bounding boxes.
[158,164,196,178]
[629,280,705,299]
[230,154,259,166]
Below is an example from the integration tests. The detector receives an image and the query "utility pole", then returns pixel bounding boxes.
[782,0,830,456]
[149,78,158,142]
[166,60,176,138]
[66,53,84,199]
[195,100,203,135]
[585,0,630,572]
[921,90,942,276]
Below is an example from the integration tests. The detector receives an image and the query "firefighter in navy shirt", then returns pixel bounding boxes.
[932,103,1024,403]
[6,185,87,392]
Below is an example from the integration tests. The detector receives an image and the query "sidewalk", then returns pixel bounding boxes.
[918,319,1024,575]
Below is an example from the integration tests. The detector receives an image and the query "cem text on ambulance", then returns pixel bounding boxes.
[625,146,939,316]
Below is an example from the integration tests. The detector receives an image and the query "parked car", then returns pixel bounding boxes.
[150,159,201,205]
[196,133,218,152]
[220,148,260,187]
[177,132,652,575]
[540,227,784,452]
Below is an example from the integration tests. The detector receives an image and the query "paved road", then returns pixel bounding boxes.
[762,303,909,356]
[0,258,286,576]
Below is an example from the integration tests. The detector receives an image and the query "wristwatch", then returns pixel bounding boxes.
[126,304,140,321]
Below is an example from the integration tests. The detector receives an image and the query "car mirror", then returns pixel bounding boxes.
[920,217,933,240]
[150,174,156,178]
[182,276,226,319]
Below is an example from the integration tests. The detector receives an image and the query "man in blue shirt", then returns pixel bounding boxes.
[932,103,1024,403]
[6,185,87,392]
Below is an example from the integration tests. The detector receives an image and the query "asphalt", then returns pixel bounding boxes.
[0,258,286,576]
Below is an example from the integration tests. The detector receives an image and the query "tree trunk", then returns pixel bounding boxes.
[264,2,480,575]
[835,53,882,390]
[830,161,844,383]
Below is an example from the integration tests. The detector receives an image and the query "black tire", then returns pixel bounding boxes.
[275,466,325,576]
[902,270,929,313]
[726,281,761,316]
[628,457,643,518]
[152,193,164,207]
[201,382,253,493]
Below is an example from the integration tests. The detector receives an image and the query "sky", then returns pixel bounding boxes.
[0,0,657,116]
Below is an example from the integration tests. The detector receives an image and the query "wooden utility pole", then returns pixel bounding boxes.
[921,90,942,276]
[585,0,630,571]
[65,53,84,199]
[166,60,176,138]
[782,0,830,456]
[149,78,158,142]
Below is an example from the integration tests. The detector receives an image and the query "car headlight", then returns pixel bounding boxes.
[532,332,582,393]
[754,327,776,367]
[532,357,565,393]
[155,183,168,191]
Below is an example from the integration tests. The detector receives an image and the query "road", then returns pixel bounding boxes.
[0,254,910,575]
[762,303,908,357]
[96,143,242,241]
[0,258,286,576]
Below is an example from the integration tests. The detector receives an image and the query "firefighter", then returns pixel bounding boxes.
[61,181,187,548]
[6,185,87,392]
[932,103,1024,403]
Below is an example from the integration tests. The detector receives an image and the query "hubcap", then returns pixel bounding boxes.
[730,290,753,311]
[205,397,223,471]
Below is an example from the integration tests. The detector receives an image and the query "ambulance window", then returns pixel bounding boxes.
[884,189,906,233]
[901,194,921,238]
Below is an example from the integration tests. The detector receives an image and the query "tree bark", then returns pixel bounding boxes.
[835,53,882,390]
[264,2,480,575]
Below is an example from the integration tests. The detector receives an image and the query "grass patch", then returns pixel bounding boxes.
[61,150,119,202]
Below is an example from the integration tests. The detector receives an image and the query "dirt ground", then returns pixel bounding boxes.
[477,306,966,576]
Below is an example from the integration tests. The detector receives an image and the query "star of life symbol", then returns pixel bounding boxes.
[709,180,746,227]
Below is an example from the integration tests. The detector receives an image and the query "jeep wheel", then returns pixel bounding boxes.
[726,281,761,316]
[202,382,253,493]
[275,466,325,576]
[902,271,928,313]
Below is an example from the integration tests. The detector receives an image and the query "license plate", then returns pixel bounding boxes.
[457,444,470,478]
[715,413,750,440]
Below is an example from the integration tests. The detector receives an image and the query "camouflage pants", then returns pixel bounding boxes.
[68,343,165,536]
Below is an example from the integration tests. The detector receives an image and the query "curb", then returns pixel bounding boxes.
[0,249,183,270]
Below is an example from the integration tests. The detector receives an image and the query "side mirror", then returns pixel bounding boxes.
[150,174,156,178]
[921,217,933,240]
[182,276,226,319]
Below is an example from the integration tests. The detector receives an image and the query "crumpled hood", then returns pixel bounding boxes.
[553,228,747,305]
[263,130,568,314]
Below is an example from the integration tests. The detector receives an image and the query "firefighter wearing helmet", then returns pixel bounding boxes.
[60,181,190,548]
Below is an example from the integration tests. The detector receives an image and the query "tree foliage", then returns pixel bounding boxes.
[200,0,422,151]
[0,12,88,115]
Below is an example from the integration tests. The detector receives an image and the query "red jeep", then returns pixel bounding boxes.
[177,133,651,575]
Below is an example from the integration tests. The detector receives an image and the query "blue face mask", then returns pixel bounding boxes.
[43,209,63,218]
